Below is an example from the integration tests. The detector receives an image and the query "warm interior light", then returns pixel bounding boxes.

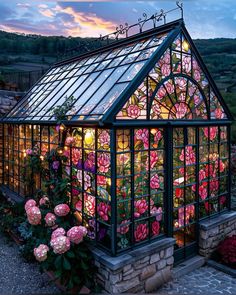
[84,130,94,146]
[117,134,129,149]
[182,40,189,52]
[40,155,44,160]
[59,124,65,131]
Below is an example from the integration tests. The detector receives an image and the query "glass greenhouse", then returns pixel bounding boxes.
[0,20,232,259]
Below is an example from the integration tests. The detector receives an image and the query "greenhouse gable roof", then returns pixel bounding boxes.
[3,20,183,124]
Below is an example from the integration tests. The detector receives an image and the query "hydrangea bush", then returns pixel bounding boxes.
[19,135,95,291]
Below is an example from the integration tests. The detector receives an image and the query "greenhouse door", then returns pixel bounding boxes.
[172,127,198,262]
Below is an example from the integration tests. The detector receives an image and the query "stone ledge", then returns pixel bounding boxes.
[91,237,175,271]
[199,211,236,231]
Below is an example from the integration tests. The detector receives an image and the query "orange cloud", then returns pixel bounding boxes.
[39,8,54,18]
[54,5,116,37]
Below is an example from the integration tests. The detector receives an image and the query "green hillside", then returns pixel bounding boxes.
[0,31,235,139]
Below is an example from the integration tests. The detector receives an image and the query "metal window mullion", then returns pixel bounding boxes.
[82,127,85,226]
[148,128,151,241]
[207,128,210,218]
[217,126,220,213]
[195,127,200,246]
[183,127,187,249]
[166,125,173,237]
[130,128,135,248]
[110,128,117,255]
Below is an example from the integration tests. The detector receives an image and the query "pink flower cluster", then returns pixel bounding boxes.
[84,194,95,216]
[135,129,149,149]
[134,224,149,242]
[97,202,111,221]
[34,244,49,262]
[44,213,56,227]
[150,173,160,189]
[67,226,87,244]
[54,204,70,217]
[97,153,110,173]
[27,206,42,225]
[99,130,110,146]
[179,146,196,165]
[50,236,71,254]
[127,104,141,119]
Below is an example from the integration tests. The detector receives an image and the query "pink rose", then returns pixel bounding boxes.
[210,179,219,193]
[97,175,107,186]
[54,204,70,217]
[150,151,158,169]
[67,226,87,244]
[175,77,187,90]
[199,169,206,181]
[134,199,148,218]
[150,173,160,189]
[152,221,160,236]
[193,69,201,81]
[204,127,217,141]
[179,146,196,165]
[65,136,75,145]
[84,194,95,216]
[97,153,110,173]
[127,104,141,118]
[72,148,81,166]
[174,103,188,119]
[98,130,110,146]
[50,236,70,254]
[25,199,37,212]
[215,108,223,119]
[161,63,170,76]
[134,224,149,242]
[199,185,207,200]
[182,56,191,73]
[152,102,161,116]
[44,213,56,227]
[34,244,49,262]
[97,202,111,221]
[27,206,41,225]
[165,81,175,94]
[135,129,149,149]
[117,220,130,235]
[51,227,66,240]
[157,86,166,100]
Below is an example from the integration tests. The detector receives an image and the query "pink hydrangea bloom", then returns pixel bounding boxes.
[54,204,70,217]
[44,213,56,227]
[39,196,49,206]
[134,199,148,218]
[25,199,37,212]
[50,236,70,254]
[97,153,110,173]
[67,226,87,244]
[51,227,66,240]
[34,244,49,262]
[150,173,160,189]
[127,104,141,118]
[134,224,149,242]
[97,202,111,221]
[27,206,41,225]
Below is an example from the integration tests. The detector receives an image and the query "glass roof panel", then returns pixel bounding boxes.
[4,27,185,122]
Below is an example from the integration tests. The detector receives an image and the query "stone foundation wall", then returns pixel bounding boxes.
[199,211,236,258]
[91,238,175,293]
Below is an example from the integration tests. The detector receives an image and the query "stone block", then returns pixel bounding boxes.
[123,267,133,276]
[112,277,140,293]
[145,267,171,292]
[123,264,132,273]
[98,267,109,280]
[200,230,208,240]
[166,256,174,266]
[165,247,174,258]
[110,273,122,284]
[123,270,140,281]
[140,264,156,281]
[150,253,160,264]
[157,259,167,270]
[160,250,165,259]
[209,227,219,237]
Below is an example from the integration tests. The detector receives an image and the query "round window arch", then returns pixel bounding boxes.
[148,74,210,120]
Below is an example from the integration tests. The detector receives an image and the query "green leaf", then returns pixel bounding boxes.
[66,251,75,258]
[54,255,62,269]
[63,256,71,270]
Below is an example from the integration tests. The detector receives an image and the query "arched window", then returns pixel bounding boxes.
[149,75,209,120]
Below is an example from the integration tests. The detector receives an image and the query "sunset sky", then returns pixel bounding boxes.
[0,0,235,39]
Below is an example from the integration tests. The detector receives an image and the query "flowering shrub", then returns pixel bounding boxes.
[215,235,236,268]
[19,143,96,291]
